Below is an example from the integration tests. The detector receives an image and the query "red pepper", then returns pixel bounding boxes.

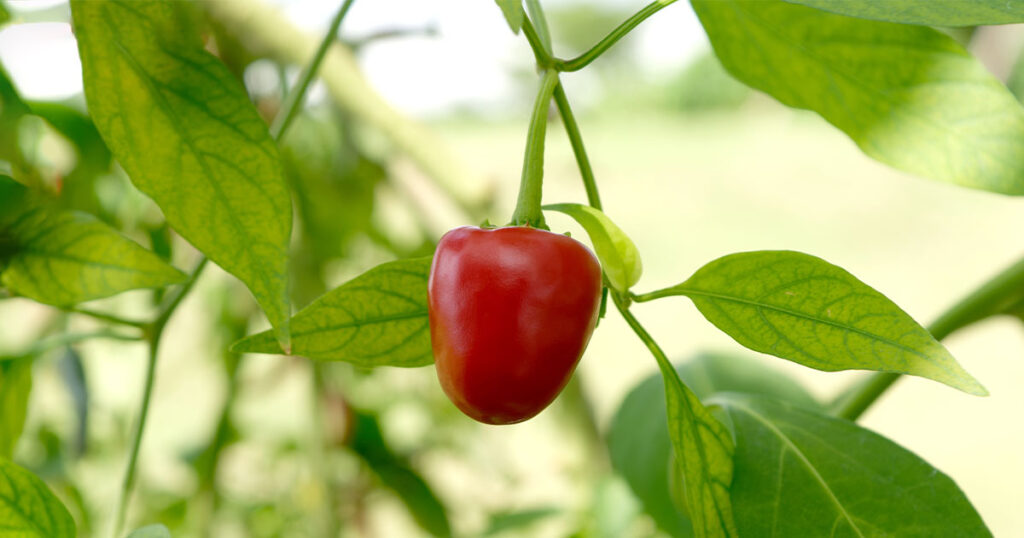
[428,226,603,424]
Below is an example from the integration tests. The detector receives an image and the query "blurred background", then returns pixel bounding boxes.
[2,0,1024,536]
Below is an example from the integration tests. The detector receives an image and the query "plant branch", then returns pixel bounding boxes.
[510,69,560,228]
[67,307,149,329]
[269,0,355,140]
[832,254,1024,421]
[521,17,553,67]
[111,257,208,538]
[555,0,678,72]
[3,330,143,361]
[552,83,601,210]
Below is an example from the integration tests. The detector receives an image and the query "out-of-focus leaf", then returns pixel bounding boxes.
[350,411,451,537]
[608,352,820,537]
[1010,47,1024,105]
[232,257,433,367]
[0,64,35,185]
[0,357,31,459]
[482,507,560,537]
[57,348,88,457]
[71,0,293,348]
[126,524,172,538]
[0,177,187,306]
[543,203,642,292]
[714,393,991,537]
[653,250,987,395]
[668,51,749,113]
[693,0,1024,196]
[0,458,76,537]
[495,0,524,33]
[783,0,1024,26]
[28,101,113,220]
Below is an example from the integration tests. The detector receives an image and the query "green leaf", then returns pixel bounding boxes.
[653,357,737,538]
[232,257,433,367]
[654,250,986,395]
[713,394,991,537]
[0,179,187,306]
[71,0,292,347]
[692,0,1024,196]
[609,352,820,537]
[543,203,642,292]
[495,0,524,33]
[126,524,171,538]
[784,0,1024,26]
[0,358,31,459]
[0,458,76,538]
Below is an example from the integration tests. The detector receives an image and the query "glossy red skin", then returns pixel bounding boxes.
[428,226,602,425]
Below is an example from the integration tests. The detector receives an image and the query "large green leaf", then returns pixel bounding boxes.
[713,394,991,537]
[646,251,986,395]
[0,458,76,538]
[0,178,186,306]
[692,0,1024,196]
[0,358,31,459]
[71,0,292,347]
[609,352,820,537]
[784,0,1024,26]
[543,203,642,292]
[232,257,433,367]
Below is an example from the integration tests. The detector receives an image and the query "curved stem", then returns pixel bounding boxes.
[67,307,148,329]
[269,0,356,140]
[833,254,1024,421]
[521,17,553,67]
[555,0,678,72]
[611,291,673,373]
[552,83,601,210]
[11,330,142,359]
[111,257,207,538]
[510,69,560,227]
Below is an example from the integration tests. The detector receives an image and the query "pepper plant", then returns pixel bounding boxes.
[1,0,1023,536]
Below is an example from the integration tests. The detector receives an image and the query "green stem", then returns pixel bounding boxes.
[552,83,601,210]
[11,331,142,359]
[268,0,356,140]
[832,255,1024,421]
[555,0,678,72]
[510,69,560,228]
[111,257,208,538]
[610,291,675,375]
[521,17,553,67]
[67,307,148,329]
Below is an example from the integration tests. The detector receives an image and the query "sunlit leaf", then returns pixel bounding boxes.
[693,0,1024,196]
[651,250,986,395]
[653,357,737,538]
[784,0,1024,26]
[0,358,31,459]
[0,178,186,306]
[544,203,642,292]
[0,458,76,538]
[71,0,292,347]
[232,257,433,367]
[713,394,991,537]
